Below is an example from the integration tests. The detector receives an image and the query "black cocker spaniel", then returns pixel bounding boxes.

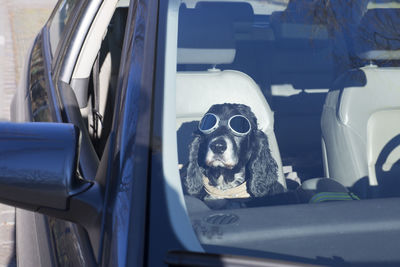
[181,103,284,209]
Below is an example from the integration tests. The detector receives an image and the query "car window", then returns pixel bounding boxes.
[65,0,129,158]
[49,0,79,56]
[162,0,400,256]
[86,4,129,156]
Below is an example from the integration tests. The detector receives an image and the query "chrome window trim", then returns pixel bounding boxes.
[58,0,103,83]
[49,0,87,69]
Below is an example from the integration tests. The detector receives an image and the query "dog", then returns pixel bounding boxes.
[181,103,285,209]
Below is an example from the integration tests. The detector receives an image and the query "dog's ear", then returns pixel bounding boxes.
[182,135,204,196]
[247,131,284,197]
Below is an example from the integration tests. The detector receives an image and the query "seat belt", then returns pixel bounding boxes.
[91,52,103,143]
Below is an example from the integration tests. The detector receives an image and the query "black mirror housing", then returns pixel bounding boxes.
[0,122,90,211]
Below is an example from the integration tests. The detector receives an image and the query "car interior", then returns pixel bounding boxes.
[321,6,400,199]
[176,0,400,200]
[170,1,400,263]
[176,1,334,189]
[66,0,396,195]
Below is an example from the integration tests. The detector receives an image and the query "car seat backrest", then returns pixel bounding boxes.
[323,68,400,185]
[321,8,400,196]
[176,70,286,188]
[176,71,273,132]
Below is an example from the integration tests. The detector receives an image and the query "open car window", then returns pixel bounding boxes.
[161,0,400,263]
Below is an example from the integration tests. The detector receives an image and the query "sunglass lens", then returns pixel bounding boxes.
[199,114,217,131]
[229,116,250,134]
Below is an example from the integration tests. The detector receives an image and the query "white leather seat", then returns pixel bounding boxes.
[176,70,287,189]
[321,8,400,197]
[322,67,400,189]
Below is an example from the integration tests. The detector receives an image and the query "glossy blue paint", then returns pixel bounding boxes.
[0,122,89,210]
[98,0,159,265]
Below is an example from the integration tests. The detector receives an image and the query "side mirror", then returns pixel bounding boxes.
[0,122,102,229]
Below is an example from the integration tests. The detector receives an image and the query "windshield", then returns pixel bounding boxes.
[163,0,400,262]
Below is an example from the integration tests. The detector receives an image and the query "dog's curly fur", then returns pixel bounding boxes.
[181,103,284,208]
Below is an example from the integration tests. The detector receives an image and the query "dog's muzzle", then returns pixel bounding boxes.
[205,137,237,168]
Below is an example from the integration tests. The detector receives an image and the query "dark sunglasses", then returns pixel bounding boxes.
[198,113,251,136]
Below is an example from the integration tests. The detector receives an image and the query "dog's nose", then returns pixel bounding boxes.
[210,139,227,154]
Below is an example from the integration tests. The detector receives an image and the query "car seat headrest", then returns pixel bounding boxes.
[270,9,330,49]
[354,9,400,60]
[177,2,252,65]
[176,70,274,133]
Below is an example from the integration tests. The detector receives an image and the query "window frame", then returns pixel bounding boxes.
[47,0,81,57]
[96,0,159,265]
[46,0,87,66]
[148,1,400,266]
